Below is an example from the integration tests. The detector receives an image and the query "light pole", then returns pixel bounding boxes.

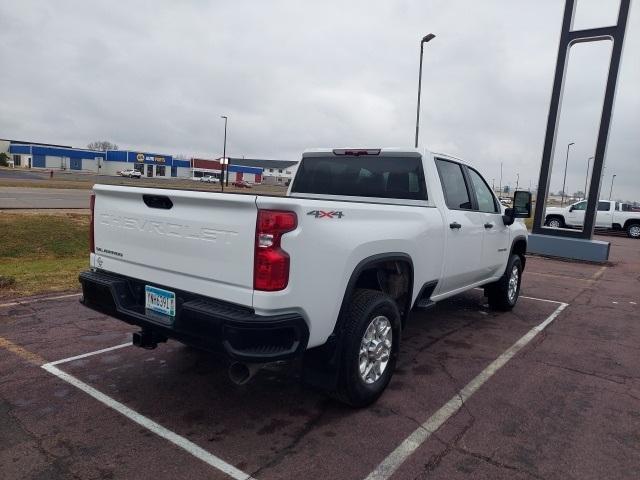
[220,115,228,192]
[584,156,594,200]
[414,33,436,149]
[609,174,616,200]
[499,162,503,195]
[515,173,519,191]
[561,141,574,206]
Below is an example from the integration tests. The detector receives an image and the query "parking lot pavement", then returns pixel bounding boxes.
[0,236,638,479]
[0,187,89,209]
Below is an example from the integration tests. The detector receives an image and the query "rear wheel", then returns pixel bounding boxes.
[332,289,400,407]
[627,223,640,239]
[486,254,523,311]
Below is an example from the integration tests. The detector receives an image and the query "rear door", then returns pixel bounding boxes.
[435,159,486,293]
[92,185,258,306]
[596,201,613,228]
[465,167,510,278]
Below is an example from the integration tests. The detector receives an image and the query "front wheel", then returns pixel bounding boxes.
[545,216,564,228]
[332,289,400,407]
[486,254,523,311]
[627,223,640,239]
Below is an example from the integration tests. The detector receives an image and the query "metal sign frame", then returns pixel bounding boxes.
[532,0,630,239]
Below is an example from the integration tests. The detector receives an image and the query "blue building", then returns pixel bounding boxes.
[3,140,192,178]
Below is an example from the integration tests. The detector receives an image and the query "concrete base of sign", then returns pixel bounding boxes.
[527,234,610,263]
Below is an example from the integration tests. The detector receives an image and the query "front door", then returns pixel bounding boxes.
[466,167,510,278]
[147,164,153,177]
[435,159,486,294]
[565,201,586,226]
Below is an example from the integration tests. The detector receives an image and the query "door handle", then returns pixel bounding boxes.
[449,222,462,230]
[484,223,494,229]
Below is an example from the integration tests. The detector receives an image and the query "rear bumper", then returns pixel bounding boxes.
[79,270,309,362]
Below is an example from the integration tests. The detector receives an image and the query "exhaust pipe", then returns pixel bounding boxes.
[228,362,265,385]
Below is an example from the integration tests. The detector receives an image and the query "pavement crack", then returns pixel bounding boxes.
[249,398,330,477]
[454,446,547,480]
[536,360,628,385]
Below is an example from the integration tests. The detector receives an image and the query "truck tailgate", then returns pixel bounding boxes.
[92,185,257,307]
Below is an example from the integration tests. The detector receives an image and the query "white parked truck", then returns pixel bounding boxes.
[80,148,531,406]
[545,199,640,238]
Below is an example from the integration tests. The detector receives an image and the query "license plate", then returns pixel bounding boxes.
[145,285,176,317]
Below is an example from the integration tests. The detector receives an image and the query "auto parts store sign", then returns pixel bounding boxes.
[131,152,170,164]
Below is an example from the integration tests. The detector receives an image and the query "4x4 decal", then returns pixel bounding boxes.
[307,210,344,219]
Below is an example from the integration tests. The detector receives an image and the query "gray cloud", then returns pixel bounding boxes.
[0,0,638,200]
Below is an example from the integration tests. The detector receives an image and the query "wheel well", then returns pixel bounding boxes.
[545,214,564,223]
[352,260,413,322]
[511,238,527,270]
[624,219,640,229]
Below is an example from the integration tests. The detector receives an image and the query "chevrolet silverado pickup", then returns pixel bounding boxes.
[80,148,531,406]
[545,199,640,238]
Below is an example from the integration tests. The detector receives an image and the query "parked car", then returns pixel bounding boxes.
[232,180,252,188]
[119,169,142,178]
[80,147,531,406]
[545,199,640,238]
[200,175,220,183]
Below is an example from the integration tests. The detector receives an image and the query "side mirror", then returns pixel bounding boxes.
[569,205,574,212]
[502,190,531,226]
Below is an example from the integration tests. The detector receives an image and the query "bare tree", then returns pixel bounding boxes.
[87,141,119,151]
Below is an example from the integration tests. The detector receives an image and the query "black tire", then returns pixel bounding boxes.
[486,254,523,311]
[545,216,564,228]
[626,223,640,239]
[332,289,401,407]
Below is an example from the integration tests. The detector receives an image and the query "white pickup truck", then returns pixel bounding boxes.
[545,199,640,238]
[80,148,531,406]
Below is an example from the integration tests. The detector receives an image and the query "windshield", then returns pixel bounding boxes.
[291,155,427,200]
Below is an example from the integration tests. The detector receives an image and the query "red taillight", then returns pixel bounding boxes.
[254,209,297,291]
[89,193,95,254]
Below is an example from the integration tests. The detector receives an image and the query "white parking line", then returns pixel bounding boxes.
[0,292,82,308]
[42,362,254,480]
[364,298,569,480]
[46,342,132,366]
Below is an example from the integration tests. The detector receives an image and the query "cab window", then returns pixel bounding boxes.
[597,201,610,211]
[467,168,499,213]
[435,159,472,210]
[572,201,587,211]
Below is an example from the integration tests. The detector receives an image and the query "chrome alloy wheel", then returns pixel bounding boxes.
[508,265,520,303]
[629,224,640,238]
[548,218,561,228]
[359,315,392,384]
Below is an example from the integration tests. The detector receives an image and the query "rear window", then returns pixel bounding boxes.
[291,155,427,200]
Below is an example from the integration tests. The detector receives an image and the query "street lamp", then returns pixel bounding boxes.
[515,173,519,191]
[584,156,594,200]
[414,33,436,149]
[560,142,574,207]
[499,162,503,195]
[220,115,228,192]
[609,174,616,200]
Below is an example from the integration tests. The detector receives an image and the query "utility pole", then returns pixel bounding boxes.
[499,162,503,195]
[515,173,519,191]
[561,141,574,206]
[220,115,227,192]
[609,174,616,200]
[414,33,436,148]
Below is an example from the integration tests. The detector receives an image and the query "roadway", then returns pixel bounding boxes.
[0,187,90,209]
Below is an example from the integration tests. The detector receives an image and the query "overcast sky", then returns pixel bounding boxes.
[1,0,638,200]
